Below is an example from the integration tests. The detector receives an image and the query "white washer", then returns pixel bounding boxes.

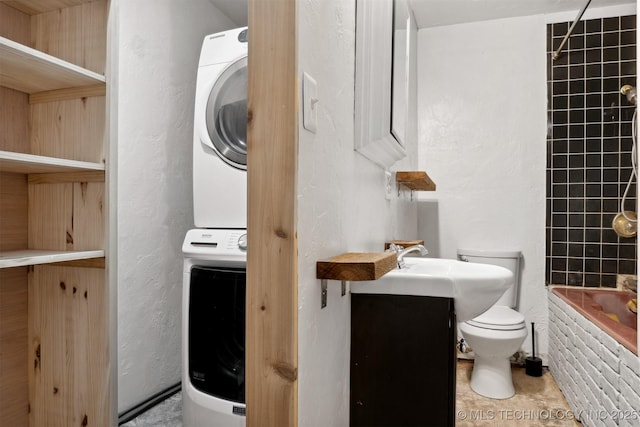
[182,229,247,427]
[193,28,248,229]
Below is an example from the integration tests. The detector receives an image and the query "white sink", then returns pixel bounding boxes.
[350,257,513,322]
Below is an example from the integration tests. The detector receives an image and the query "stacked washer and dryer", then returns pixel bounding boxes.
[182,27,248,427]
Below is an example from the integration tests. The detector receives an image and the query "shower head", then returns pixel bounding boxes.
[621,85,637,105]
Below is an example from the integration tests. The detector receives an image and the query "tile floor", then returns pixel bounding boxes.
[456,359,580,427]
[121,392,182,427]
[122,360,578,426]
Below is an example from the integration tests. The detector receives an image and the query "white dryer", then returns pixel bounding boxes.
[193,28,248,229]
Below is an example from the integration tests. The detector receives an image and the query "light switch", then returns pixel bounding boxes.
[303,72,317,133]
[385,170,394,200]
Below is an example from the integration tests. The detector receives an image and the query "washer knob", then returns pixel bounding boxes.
[238,234,247,251]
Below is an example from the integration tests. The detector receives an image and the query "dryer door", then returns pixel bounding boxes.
[205,56,247,170]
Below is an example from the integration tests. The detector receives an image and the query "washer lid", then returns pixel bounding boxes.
[465,306,525,331]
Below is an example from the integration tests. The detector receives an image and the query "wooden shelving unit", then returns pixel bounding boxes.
[0,1,111,425]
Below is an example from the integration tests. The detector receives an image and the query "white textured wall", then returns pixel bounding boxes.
[415,4,637,360]
[416,16,549,356]
[115,0,235,412]
[297,0,418,425]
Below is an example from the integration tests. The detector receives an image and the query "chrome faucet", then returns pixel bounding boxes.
[391,244,429,269]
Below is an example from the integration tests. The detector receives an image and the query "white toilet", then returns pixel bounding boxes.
[457,249,527,399]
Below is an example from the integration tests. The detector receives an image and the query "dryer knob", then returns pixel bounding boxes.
[238,29,248,43]
[238,234,247,251]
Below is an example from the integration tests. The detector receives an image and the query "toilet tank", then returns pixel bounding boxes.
[456,249,522,309]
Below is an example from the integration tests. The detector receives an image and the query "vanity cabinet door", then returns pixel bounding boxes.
[351,294,456,426]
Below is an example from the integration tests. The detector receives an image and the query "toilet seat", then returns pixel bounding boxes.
[465,306,525,331]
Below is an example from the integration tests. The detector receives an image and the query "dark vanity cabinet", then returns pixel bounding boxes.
[350,294,456,426]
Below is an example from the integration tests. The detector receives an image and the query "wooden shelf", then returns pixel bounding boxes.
[317,252,397,281]
[3,0,93,15]
[396,171,436,191]
[0,150,105,174]
[0,36,105,95]
[385,240,424,250]
[0,249,105,269]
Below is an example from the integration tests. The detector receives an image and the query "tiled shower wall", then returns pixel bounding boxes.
[546,15,637,287]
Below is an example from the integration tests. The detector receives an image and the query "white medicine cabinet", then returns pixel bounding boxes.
[354,0,417,169]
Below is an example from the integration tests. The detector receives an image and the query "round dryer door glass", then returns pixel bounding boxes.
[206,56,248,169]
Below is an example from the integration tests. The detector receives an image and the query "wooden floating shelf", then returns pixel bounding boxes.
[385,240,424,250]
[396,171,436,191]
[0,249,105,269]
[0,36,105,95]
[0,150,105,174]
[317,252,397,281]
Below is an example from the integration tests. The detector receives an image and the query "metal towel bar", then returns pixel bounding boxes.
[552,0,592,61]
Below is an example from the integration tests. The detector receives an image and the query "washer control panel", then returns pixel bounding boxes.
[183,229,247,259]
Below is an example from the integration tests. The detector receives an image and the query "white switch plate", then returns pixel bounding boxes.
[384,170,394,200]
[303,72,317,133]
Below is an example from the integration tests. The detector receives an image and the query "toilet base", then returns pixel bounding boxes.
[469,356,515,399]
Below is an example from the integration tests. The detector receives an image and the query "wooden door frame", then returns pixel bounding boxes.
[246,0,298,426]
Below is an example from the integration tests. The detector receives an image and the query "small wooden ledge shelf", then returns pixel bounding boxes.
[396,171,436,191]
[385,240,424,250]
[316,252,397,308]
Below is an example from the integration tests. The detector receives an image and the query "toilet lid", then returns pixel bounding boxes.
[465,306,525,331]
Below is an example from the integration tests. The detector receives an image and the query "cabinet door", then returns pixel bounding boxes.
[351,294,456,427]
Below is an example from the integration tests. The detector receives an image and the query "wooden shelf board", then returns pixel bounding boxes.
[0,249,104,269]
[0,36,105,94]
[396,171,436,191]
[0,150,104,174]
[3,0,93,15]
[29,83,106,104]
[385,240,424,250]
[317,252,397,281]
